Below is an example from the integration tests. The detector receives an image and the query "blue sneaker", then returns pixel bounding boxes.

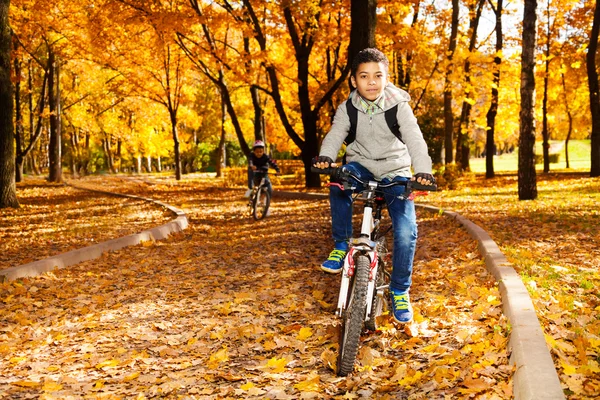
[321,249,347,273]
[390,290,413,324]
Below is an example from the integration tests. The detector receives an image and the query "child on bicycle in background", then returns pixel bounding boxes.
[312,48,435,324]
[250,140,280,196]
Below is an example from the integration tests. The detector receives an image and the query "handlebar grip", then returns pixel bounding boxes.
[311,166,338,175]
[408,181,437,192]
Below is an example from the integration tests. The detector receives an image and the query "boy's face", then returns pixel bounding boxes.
[253,147,264,157]
[350,61,388,101]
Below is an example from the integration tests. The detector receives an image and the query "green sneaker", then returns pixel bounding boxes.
[320,249,347,273]
[391,290,413,323]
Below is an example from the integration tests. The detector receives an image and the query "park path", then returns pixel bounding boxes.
[0,177,512,399]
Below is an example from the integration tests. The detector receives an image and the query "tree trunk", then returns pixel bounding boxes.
[561,72,572,169]
[14,54,23,182]
[348,0,377,63]
[0,0,18,208]
[169,110,181,180]
[244,37,265,143]
[216,93,226,178]
[587,0,600,177]
[444,0,459,165]
[485,0,504,179]
[541,0,551,173]
[518,0,538,200]
[47,49,62,183]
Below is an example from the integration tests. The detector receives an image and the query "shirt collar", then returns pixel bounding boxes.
[358,93,385,115]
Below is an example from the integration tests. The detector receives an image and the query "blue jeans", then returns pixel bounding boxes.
[329,162,417,293]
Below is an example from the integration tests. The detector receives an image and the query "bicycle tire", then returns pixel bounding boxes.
[252,186,270,220]
[365,237,389,331]
[337,254,369,376]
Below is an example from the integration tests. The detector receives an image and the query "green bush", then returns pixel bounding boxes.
[535,153,560,164]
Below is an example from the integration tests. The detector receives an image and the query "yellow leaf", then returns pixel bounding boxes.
[312,290,324,300]
[459,377,491,394]
[12,380,40,388]
[265,356,287,373]
[218,302,232,316]
[294,374,320,392]
[422,343,439,352]
[561,360,578,375]
[241,382,254,390]
[42,381,63,392]
[263,340,276,350]
[207,347,229,369]
[297,327,313,341]
[123,371,141,382]
[95,359,120,369]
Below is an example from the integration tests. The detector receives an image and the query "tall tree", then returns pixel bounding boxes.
[444,0,459,165]
[540,0,553,174]
[518,0,538,200]
[0,0,19,208]
[485,0,504,179]
[588,0,600,177]
[214,0,357,188]
[561,70,573,168]
[348,0,377,66]
[47,47,62,182]
[176,1,252,160]
[456,0,485,171]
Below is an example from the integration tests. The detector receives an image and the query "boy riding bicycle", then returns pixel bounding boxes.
[312,48,435,324]
[249,140,280,196]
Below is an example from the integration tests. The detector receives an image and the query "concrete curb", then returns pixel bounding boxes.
[275,191,564,400]
[0,184,188,283]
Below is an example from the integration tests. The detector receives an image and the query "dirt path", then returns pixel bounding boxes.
[0,178,512,399]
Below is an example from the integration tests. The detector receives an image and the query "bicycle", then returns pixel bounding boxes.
[312,165,436,376]
[248,170,271,220]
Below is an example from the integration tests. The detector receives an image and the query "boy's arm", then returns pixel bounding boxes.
[396,102,433,174]
[268,157,280,173]
[319,101,351,161]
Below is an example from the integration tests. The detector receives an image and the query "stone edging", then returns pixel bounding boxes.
[0,184,188,283]
[273,190,565,400]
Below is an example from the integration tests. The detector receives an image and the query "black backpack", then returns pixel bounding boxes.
[344,101,404,145]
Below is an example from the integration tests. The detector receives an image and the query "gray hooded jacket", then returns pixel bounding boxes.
[319,83,432,180]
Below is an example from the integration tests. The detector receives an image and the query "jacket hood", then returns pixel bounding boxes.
[350,82,411,112]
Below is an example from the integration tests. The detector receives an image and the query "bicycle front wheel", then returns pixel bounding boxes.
[252,186,271,220]
[337,254,369,376]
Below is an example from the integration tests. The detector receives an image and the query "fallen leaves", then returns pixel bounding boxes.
[0,175,514,398]
[422,172,600,399]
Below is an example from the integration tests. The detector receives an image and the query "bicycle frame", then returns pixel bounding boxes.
[335,180,383,322]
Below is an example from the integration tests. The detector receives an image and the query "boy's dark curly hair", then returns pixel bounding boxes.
[351,48,389,77]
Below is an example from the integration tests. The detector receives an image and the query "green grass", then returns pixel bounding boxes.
[469,140,591,173]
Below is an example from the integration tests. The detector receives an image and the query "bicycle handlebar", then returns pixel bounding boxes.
[311,166,437,192]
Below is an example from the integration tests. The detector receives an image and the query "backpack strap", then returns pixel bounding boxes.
[345,100,358,146]
[385,104,404,143]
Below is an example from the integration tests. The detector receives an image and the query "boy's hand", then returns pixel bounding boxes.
[312,156,335,169]
[412,173,436,186]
